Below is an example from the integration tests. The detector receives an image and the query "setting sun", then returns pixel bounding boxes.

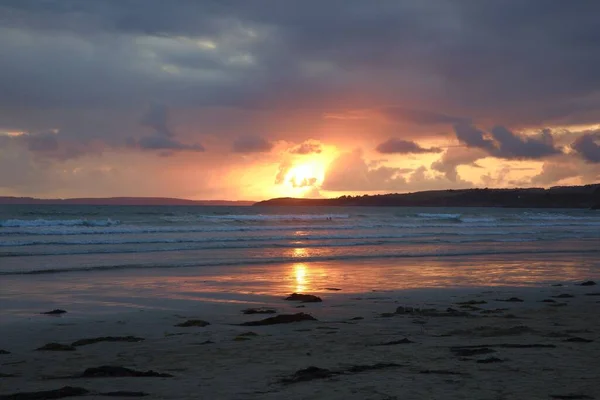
[283,160,326,194]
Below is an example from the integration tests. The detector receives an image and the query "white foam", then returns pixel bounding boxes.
[460,217,497,223]
[417,213,462,219]
[0,218,120,228]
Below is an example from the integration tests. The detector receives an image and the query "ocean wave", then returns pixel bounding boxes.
[3,248,598,276]
[3,234,595,258]
[0,218,120,228]
[460,217,498,223]
[2,218,600,236]
[416,213,462,220]
[517,212,592,221]
[161,213,350,223]
[0,231,453,247]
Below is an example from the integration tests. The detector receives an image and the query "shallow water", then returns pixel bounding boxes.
[1,205,599,274]
[1,205,599,318]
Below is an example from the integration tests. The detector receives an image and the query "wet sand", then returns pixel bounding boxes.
[1,282,600,400]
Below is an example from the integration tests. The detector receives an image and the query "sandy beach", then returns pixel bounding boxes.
[2,281,599,400]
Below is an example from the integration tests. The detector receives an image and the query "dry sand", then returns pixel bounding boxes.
[1,284,600,400]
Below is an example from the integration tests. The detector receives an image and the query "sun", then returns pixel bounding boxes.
[284,160,325,193]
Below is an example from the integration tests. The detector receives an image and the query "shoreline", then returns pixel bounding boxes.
[2,252,600,321]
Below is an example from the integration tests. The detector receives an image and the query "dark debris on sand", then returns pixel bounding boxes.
[174,320,210,328]
[0,350,10,355]
[563,337,594,343]
[40,309,67,315]
[0,387,150,399]
[476,357,504,364]
[79,366,173,378]
[495,297,524,302]
[395,306,472,317]
[285,293,323,303]
[550,395,594,400]
[239,313,317,326]
[577,281,597,286]
[419,370,465,376]
[35,343,76,352]
[452,343,555,349]
[280,363,402,384]
[100,391,149,397]
[0,386,88,400]
[280,367,335,383]
[451,347,496,357]
[72,336,144,347]
[456,300,487,305]
[551,294,575,299]
[242,308,276,315]
[448,325,535,337]
[372,338,414,346]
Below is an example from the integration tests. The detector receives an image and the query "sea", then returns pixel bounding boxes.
[1,205,599,316]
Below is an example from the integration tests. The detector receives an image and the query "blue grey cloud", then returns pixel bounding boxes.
[571,132,600,163]
[454,123,562,160]
[232,136,273,153]
[376,139,442,154]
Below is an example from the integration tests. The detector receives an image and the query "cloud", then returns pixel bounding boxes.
[289,141,322,154]
[431,147,485,182]
[135,104,205,152]
[274,160,292,185]
[322,150,406,191]
[571,132,600,163]
[321,149,472,192]
[137,136,205,152]
[453,123,562,159]
[2,1,600,197]
[232,136,273,153]
[379,107,468,125]
[2,1,600,123]
[0,130,103,161]
[531,161,580,185]
[376,138,442,154]
[290,176,317,188]
[140,104,173,137]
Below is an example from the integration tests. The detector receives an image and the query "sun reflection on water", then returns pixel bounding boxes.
[291,247,309,258]
[293,263,307,293]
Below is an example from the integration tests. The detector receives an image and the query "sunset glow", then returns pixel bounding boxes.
[283,161,326,194]
[0,2,598,200]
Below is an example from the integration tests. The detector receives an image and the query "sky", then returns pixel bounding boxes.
[0,0,599,201]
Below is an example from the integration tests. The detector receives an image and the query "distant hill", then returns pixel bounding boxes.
[0,197,253,206]
[254,184,600,209]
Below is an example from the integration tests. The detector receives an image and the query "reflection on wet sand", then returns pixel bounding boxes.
[293,263,307,293]
[1,253,597,316]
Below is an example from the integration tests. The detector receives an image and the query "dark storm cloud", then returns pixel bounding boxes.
[571,132,600,163]
[141,104,173,137]
[232,136,273,153]
[453,123,562,160]
[137,136,204,152]
[2,131,101,161]
[25,132,59,152]
[2,0,600,169]
[376,138,442,154]
[2,1,600,118]
[134,104,205,152]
